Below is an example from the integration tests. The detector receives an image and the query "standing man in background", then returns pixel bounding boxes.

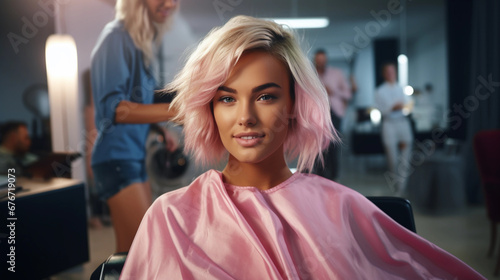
[313,49,352,180]
[374,62,413,196]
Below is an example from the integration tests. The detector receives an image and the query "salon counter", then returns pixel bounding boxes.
[0,177,89,279]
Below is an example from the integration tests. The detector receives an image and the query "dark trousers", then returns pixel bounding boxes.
[313,111,341,181]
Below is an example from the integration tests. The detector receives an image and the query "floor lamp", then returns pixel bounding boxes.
[45,34,81,178]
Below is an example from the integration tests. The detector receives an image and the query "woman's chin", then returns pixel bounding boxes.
[231,155,265,165]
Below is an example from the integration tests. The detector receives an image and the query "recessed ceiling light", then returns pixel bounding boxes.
[266,17,329,29]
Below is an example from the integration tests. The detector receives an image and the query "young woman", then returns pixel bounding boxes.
[90,0,179,253]
[121,16,484,279]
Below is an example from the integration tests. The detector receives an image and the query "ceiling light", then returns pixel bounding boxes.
[266,17,329,29]
[398,54,408,87]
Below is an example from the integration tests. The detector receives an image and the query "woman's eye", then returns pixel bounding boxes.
[218,96,235,103]
[258,94,276,101]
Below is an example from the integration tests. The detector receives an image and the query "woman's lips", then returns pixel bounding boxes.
[157,9,170,19]
[233,133,264,147]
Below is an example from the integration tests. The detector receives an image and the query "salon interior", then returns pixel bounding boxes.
[1,0,499,279]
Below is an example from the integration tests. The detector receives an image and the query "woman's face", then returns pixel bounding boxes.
[213,51,293,165]
[145,0,178,23]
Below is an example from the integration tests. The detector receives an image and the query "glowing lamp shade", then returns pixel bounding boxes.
[45,34,78,152]
[46,36,77,79]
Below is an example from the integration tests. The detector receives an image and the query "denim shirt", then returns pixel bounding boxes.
[90,20,156,165]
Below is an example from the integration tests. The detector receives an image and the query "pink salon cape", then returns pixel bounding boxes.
[121,170,484,279]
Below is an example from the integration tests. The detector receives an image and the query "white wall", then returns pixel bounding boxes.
[161,15,198,84]
[351,46,376,108]
[407,22,448,128]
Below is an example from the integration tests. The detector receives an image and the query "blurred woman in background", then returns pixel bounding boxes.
[90,0,179,252]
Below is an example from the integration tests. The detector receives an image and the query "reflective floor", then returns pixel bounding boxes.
[53,152,496,279]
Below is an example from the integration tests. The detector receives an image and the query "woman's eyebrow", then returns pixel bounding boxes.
[217,86,236,93]
[252,83,281,93]
[217,83,281,94]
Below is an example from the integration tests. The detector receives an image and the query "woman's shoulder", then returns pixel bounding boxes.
[292,172,368,201]
[141,170,225,229]
[294,173,357,191]
[93,20,134,55]
[101,19,128,38]
[151,170,223,209]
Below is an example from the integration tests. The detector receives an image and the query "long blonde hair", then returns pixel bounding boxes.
[115,0,178,66]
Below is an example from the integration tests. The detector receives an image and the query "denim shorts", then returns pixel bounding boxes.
[92,160,148,201]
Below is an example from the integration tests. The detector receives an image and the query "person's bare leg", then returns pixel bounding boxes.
[144,181,152,200]
[107,182,152,252]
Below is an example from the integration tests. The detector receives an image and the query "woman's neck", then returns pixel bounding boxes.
[222,154,293,191]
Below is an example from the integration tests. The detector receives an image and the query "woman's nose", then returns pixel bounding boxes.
[238,103,257,127]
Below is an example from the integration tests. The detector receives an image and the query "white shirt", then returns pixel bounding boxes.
[374,82,411,119]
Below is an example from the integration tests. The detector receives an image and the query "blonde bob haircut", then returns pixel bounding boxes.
[115,0,178,67]
[169,15,338,172]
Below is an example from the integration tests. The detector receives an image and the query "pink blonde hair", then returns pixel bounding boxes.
[168,15,338,172]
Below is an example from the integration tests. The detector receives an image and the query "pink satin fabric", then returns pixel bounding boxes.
[121,170,484,279]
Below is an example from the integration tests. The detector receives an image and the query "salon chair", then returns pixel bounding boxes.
[90,252,127,280]
[90,196,416,279]
[473,130,500,276]
[366,196,416,233]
